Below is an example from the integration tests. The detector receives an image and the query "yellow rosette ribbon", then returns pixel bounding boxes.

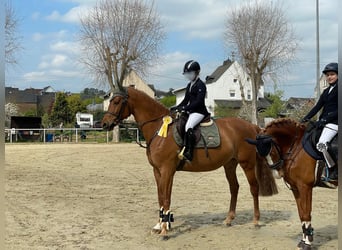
[158,116,173,137]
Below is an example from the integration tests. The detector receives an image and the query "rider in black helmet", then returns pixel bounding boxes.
[301,62,338,180]
[171,60,210,161]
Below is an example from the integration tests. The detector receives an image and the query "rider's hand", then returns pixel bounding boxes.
[170,106,178,112]
[316,119,326,128]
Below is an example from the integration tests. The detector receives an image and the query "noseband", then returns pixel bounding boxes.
[266,131,299,170]
[267,139,284,170]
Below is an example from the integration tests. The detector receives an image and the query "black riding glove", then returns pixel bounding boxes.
[316,119,326,128]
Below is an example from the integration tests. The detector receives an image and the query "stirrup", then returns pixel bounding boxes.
[178,147,186,160]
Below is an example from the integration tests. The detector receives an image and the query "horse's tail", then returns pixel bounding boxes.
[255,148,279,196]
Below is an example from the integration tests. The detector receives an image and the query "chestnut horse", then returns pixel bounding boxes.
[102,87,278,238]
[247,118,338,250]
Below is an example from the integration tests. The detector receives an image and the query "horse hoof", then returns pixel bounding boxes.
[161,235,169,241]
[297,240,311,250]
[222,220,232,227]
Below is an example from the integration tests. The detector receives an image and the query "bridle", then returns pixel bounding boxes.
[105,91,129,125]
[105,89,169,148]
[265,127,300,170]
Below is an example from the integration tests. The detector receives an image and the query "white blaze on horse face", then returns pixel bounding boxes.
[266,154,274,165]
[266,154,281,179]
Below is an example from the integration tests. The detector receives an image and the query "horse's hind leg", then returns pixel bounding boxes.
[223,161,239,226]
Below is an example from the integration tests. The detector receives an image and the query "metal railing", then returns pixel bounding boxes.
[5,127,140,143]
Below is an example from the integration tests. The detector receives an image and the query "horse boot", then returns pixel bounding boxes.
[183,128,196,161]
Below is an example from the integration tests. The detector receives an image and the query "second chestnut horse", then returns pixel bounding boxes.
[246,118,338,250]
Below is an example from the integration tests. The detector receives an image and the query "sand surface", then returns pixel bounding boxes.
[5,143,337,249]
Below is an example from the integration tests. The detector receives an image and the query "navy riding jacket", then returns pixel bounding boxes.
[177,78,210,116]
[303,81,338,125]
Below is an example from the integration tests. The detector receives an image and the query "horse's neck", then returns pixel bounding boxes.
[129,89,168,140]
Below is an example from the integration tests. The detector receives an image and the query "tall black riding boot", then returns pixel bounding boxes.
[183,128,195,161]
[327,166,338,181]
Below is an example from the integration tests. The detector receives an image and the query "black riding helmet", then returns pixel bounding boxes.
[322,62,338,74]
[183,60,200,74]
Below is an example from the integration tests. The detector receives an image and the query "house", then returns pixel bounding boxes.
[280,97,315,117]
[5,86,56,115]
[173,59,269,117]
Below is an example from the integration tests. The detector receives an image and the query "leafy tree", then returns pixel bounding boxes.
[159,95,176,108]
[66,94,87,123]
[262,90,285,118]
[49,92,72,126]
[23,108,37,117]
[80,88,106,100]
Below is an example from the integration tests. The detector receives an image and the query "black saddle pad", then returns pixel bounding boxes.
[302,122,338,161]
[302,124,323,160]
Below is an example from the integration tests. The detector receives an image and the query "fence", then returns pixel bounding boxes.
[5,127,141,144]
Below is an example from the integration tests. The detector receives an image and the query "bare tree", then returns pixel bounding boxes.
[224,1,298,124]
[5,0,22,67]
[78,0,165,91]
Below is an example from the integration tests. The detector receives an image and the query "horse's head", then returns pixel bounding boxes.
[102,88,131,130]
[246,118,305,171]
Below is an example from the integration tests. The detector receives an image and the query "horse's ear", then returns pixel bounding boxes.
[245,138,257,145]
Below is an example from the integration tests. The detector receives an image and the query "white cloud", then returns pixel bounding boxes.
[46,10,62,21]
[23,70,80,83]
[45,5,92,23]
[31,30,69,42]
[50,41,79,54]
[38,54,69,69]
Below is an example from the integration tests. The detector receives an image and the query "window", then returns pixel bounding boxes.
[229,90,235,97]
[247,90,251,100]
[233,78,238,83]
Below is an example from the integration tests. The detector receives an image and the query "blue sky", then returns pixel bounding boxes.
[5,0,338,99]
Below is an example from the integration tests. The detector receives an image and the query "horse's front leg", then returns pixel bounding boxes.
[152,165,175,238]
[291,185,314,250]
[223,163,239,226]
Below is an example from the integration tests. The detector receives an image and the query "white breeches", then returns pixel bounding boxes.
[185,113,205,131]
[317,123,338,145]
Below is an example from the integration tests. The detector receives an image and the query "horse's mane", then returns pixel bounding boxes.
[127,86,169,111]
[264,118,306,134]
[263,118,306,140]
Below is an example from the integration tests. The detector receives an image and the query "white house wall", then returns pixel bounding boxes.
[175,61,262,116]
